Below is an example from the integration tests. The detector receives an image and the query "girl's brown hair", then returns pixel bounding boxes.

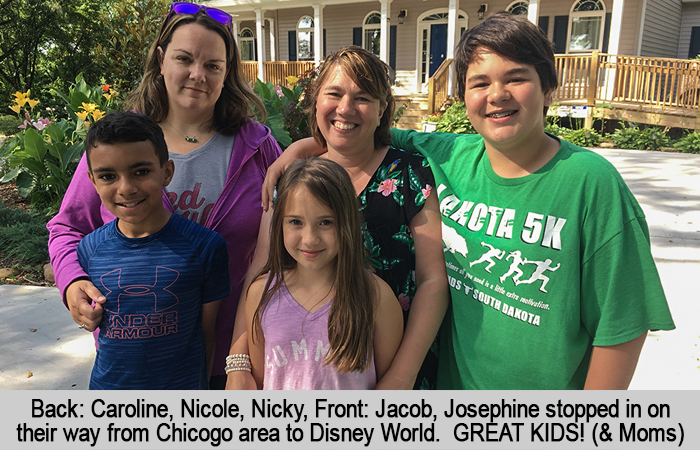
[124,10,265,134]
[252,157,376,374]
[306,46,395,150]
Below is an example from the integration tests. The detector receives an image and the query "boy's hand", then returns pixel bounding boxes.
[66,279,106,332]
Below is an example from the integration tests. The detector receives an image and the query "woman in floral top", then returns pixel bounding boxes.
[263,46,448,389]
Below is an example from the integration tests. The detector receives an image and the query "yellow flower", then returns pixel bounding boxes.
[27,98,40,110]
[91,109,105,122]
[9,104,21,114]
[286,75,299,86]
[80,102,98,113]
[75,111,89,121]
[103,93,112,101]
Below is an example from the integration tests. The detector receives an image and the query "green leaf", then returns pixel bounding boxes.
[23,128,47,162]
[254,79,272,100]
[407,164,422,192]
[19,158,47,177]
[281,86,297,103]
[16,172,35,197]
[62,142,85,170]
[70,90,91,113]
[0,166,20,183]
[46,161,64,179]
[45,124,65,145]
[392,190,404,206]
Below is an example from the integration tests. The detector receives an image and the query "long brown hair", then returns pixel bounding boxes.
[306,46,394,150]
[124,10,265,134]
[252,158,376,374]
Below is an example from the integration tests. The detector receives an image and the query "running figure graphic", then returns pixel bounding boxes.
[469,242,506,273]
[499,250,526,284]
[515,258,561,293]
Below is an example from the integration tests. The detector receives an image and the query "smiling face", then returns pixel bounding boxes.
[282,185,339,276]
[158,22,227,117]
[88,141,174,238]
[463,47,552,155]
[315,65,386,156]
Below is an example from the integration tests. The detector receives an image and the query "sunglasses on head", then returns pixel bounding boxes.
[165,2,233,32]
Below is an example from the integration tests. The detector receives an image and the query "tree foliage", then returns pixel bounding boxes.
[95,0,168,91]
[0,0,109,106]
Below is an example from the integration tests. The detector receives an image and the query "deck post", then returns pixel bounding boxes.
[428,78,435,114]
[586,51,600,128]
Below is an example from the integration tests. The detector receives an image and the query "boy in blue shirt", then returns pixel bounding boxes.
[78,111,230,389]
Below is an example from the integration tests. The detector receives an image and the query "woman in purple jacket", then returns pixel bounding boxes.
[47,2,281,389]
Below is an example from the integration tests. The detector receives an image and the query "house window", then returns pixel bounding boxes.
[507,1,529,16]
[363,12,381,56]
[297,16,314,61]
[239,28,255,61]
[568,0,605,52]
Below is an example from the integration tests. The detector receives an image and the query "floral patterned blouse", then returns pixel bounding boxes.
[358,146,438,389]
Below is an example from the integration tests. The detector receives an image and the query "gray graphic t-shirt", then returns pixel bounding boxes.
[166,132,235,226]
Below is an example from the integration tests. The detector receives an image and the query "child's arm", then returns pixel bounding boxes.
[262,138,325,210]
[202,299,221,379]
[583,332,647,390]
[245,277,268,389]
[372,276,404,385]
[375,191,449,390]
[225,209,272,390]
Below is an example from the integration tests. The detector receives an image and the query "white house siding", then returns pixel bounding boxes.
[619,0,643,55]
[640,0,683,57]
[678,2,700,58]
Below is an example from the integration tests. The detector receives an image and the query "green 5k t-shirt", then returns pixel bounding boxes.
[392,129,675,390]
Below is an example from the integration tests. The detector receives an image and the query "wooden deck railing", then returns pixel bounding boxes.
[427,59,453,114]
[241,61,316,86]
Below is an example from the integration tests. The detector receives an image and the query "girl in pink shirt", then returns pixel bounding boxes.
[246,158,403,389]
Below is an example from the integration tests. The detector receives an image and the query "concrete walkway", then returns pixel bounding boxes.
[0,147,698,390]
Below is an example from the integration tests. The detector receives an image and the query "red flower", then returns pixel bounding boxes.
[101,84,111,92]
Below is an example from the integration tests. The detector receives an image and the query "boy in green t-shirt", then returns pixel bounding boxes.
[271,12,674,389]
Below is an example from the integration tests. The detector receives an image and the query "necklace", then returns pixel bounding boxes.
[165,121,198,143]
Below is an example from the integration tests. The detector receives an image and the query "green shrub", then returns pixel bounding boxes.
[545,123,567,136]
[0,115,22,136]
[610,123,671,150]
[435,102,477,134]
[0,201,49,266]
[674,132,700,154]
[561,128,602,147]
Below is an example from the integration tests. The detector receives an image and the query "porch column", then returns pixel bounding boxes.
[607,0,624,55]
[603,0,625,100]
[232,21,239,45]
[380,0,391,65]
[255,9,266,80]
[268,19,276,62]
[313,4,324,66]
[447,0,459,96]
[527,0,539,25]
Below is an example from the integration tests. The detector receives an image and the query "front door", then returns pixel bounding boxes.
[429,24,448,76]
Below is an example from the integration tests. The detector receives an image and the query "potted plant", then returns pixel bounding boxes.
[421,113,442,132]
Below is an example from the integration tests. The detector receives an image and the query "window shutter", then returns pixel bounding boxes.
[552,15,568,54]
[288,30,297,61]
[538,16,549,36]
[353,27,362,46]
[690,27,700,59]
[323,28,327,58]
[602,13,612,53]
[390,25,397,71]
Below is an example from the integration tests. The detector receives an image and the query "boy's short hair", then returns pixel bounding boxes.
[84,111,168,170]
[455,11,558,101]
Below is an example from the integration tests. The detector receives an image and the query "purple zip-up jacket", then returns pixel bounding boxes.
[47,120,282,377]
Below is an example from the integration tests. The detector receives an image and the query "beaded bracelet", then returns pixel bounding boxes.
[225,354,252,373]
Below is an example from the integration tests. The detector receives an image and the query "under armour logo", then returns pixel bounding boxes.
[100,267,180,314]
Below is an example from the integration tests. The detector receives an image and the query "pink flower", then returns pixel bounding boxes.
[398,294,410,311]
[32,117,51,131]
[422,184,432,199]
[274,85,284,98]
[378,178,397,196]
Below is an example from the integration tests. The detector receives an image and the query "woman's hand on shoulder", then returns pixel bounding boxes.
[261,138,326,210]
